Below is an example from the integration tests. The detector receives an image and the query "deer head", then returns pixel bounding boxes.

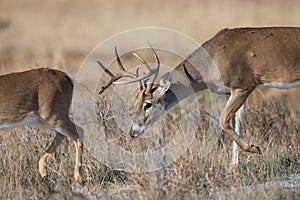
[98,44,172,138]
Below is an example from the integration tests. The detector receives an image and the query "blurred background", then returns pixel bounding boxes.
[1,0,300,75]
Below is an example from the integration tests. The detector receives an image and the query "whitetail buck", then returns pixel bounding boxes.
[0,68,83,182]
[98,27,300,164]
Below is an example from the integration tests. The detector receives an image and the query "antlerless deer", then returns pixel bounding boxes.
[0,68,83,183]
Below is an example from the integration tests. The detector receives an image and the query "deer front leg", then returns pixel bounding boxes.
[232,102,246,166]
[220,88,261,154]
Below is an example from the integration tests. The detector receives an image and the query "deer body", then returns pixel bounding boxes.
[178,27,300,92]
[164,27,300,153]
[99,27,300,162]
[0,68,83,182]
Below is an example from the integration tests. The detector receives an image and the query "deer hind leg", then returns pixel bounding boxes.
[39,133,65,178]
[220,88,261,154]
[40,117,83,183]
[56,120,83,183]
[71,125,83,183]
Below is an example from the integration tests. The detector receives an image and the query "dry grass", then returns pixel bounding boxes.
[0,0,300,199]
[128,101,300,199]
[0,99,299,199]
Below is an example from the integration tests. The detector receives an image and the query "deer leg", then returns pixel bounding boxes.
[220,88,261,154]
[62,122,83,183]
[73,137,83,183]
[232,102,246,167]
[42,117,83,183]
[39,133,65,178]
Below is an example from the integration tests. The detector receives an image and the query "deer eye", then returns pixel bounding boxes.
[143,102,153,111]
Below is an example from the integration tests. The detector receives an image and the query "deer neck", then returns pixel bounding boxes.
[163,47,228,110]
[162,61,206,110]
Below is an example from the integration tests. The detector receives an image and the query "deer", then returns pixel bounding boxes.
[0,68,83,183]
[98,27,300,166]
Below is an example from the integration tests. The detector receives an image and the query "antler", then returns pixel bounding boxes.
[133,42,160,95]
[97,47,135,94]
[98,46,159,94]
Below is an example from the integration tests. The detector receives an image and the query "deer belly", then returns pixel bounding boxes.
[0,115,41,130]
[259,81,300,89]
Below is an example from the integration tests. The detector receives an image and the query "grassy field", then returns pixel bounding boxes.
[0,0,300,199]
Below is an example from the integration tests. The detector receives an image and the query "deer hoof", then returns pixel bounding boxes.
[74,175,83,186]
[41,174,49,182]
[72,178,84,191]
[247,144,262,154]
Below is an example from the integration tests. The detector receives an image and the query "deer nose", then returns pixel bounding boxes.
[129,123,142,138]
[129,126,135,138]
[129,125,139,138]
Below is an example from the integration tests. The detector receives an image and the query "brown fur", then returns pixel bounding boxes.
[0,68,83,183]
[128,27,300,155]
[175,27,300,91]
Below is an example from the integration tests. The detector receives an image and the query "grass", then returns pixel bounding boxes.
[0,96,299,199]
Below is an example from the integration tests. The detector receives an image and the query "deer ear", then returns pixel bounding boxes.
[158,72,172,95]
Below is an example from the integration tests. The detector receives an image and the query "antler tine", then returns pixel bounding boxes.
[136,67,143,91]
[114,46,159,85]
[97,60,114,78]
[97,60,123,94]
[114,46,139,78]
[132,53,152,71]
[97,58,136,94]
[115,46,126,71]
[145,42,160,94]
